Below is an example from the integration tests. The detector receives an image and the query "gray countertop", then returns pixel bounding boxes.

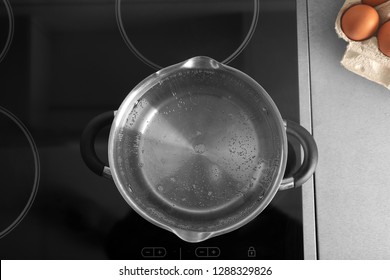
[298,0,390,259]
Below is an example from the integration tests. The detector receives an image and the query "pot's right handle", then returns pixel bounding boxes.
[80,111,115,179]
[279,120,318,191]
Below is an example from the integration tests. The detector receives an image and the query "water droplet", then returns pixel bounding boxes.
[194,144,205,154]
[236,191,244,197]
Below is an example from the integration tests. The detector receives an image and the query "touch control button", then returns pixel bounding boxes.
[195,247,208,257]
[141,247,166,258]
[141,247,154,257]
[195,247,220,257]
[208,247,220,257]
[154,247,167,257]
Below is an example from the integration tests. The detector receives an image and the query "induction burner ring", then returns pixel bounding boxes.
[0,106,40,239]
[0,0,14,64]
[115,0,259,70]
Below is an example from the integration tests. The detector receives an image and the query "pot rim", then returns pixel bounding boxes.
[107,56,288,242]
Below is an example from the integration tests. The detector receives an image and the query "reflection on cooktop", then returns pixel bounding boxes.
[106,203,303,260]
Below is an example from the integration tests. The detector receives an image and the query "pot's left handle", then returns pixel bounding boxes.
[80,111,114,179]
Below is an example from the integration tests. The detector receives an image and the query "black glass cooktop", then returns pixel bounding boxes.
[0,0,302,259]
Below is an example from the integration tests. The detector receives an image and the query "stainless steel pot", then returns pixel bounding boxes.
[80,56,318,243]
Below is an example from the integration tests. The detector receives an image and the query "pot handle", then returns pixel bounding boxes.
[279,120,318,191]
[80,111,114,179]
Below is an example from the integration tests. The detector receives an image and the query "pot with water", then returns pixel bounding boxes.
[80,56,318,242]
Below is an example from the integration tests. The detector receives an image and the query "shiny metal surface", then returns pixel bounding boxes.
[296,0,317,259]
[279,177,295,191]
[102,166,112,179]
[279,121,295,191]
[108,57,287,242]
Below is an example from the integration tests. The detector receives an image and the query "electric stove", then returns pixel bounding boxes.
[0,0,303,259]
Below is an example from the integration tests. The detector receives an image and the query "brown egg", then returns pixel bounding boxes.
[378,21,390,57]
[362,0,388,7]
[341,4,380,41]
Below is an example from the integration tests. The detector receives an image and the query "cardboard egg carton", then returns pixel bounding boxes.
[335,0,390,89]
